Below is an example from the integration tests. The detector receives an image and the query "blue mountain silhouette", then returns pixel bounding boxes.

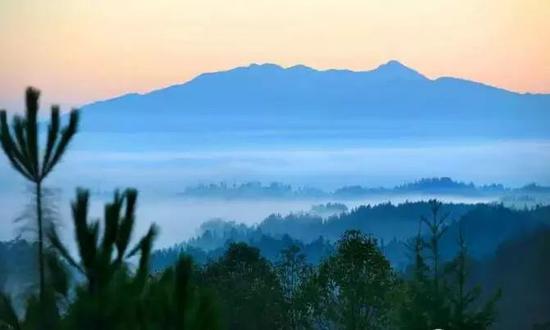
[81,60,550,139]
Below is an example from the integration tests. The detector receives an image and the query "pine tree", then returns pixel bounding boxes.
[446,227,500,330]
[0,87,78,308]
[1,188,219,329]
[400,200,500,330]
[48,188,158,329]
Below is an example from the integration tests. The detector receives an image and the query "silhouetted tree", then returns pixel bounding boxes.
[52,188,216,329]
[314,230,397,329]
[399,200,499,330]
[399,233,432,329]
[275,245,314,329]
[201,242,285,330]
[142,256,220,330]
[399,200,452,329]
[445,228,500,330]
[0,87,79,304]
[47,188,157,329]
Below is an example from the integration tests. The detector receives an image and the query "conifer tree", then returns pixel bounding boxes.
[48,188,158,329]
[446,228,500,330]
[0,87,79,305]
[400,200,499,330]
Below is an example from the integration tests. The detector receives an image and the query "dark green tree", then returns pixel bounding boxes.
[399,200,452,329]
[275,244,314,330]
[47,188,157,330]
[399,200,499,330]
[314,230,397,330]
[446,228,500,330]
[201,242,285,330]
[49,189,156,294]
[0,87,79,302]
[421,200,448,293]
[142,255,220,330]
[398,233,432,329]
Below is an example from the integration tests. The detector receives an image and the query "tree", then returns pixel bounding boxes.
[201,242,285,330]
[315,230,397,330]
[49,188,219,329]
[398,234,432,329]
[0,87,79,303]
[446,228,500,330]
[400,200,453,329]
[1,188,219,330]
[142,256,220,330]
[275,244,314,329]
[421,200,448,292]
[50,189,156,293]
[47,188,157,330]
[399,200,499,330]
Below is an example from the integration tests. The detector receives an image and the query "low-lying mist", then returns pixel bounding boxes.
[1,136,549,249]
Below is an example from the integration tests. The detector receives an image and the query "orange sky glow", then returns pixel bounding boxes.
[0,0,548,112]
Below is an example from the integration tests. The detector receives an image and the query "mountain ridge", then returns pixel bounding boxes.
[83,60,546,108]
[79,60,550,138]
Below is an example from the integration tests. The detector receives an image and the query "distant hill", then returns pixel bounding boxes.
[180,177,550,202]
[80,60,550,139]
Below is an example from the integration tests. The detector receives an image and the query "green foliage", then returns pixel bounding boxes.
[311,230,397,330]
[275,245,315,330]
[399,200,500,330]
[141,256,220,330]
[47,188,158,329]
[201,243,285,330]
[49,188,157,295]
[445,229,500,330]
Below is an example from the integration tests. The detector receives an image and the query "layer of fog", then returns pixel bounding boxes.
[0,188,498,251]
[0,138,549,249]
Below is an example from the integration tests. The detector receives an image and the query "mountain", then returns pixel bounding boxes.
[80,60,550,139]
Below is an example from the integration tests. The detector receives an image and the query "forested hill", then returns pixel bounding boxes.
[151,202,550,268]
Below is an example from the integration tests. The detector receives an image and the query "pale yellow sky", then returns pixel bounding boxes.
[0,0,548,111]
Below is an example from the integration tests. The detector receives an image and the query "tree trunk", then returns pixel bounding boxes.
[36,181,45,301]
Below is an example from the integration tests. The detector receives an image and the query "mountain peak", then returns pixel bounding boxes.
[287,64,315,71]
[246,63,284,70]
[380,59,407,67]
[245,63,317,73]
[372,60,426,80]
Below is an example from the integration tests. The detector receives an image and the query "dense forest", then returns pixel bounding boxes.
[1,88,549,329]
[151,201,549,268]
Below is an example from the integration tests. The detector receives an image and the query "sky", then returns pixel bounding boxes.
[0,0,549,112]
